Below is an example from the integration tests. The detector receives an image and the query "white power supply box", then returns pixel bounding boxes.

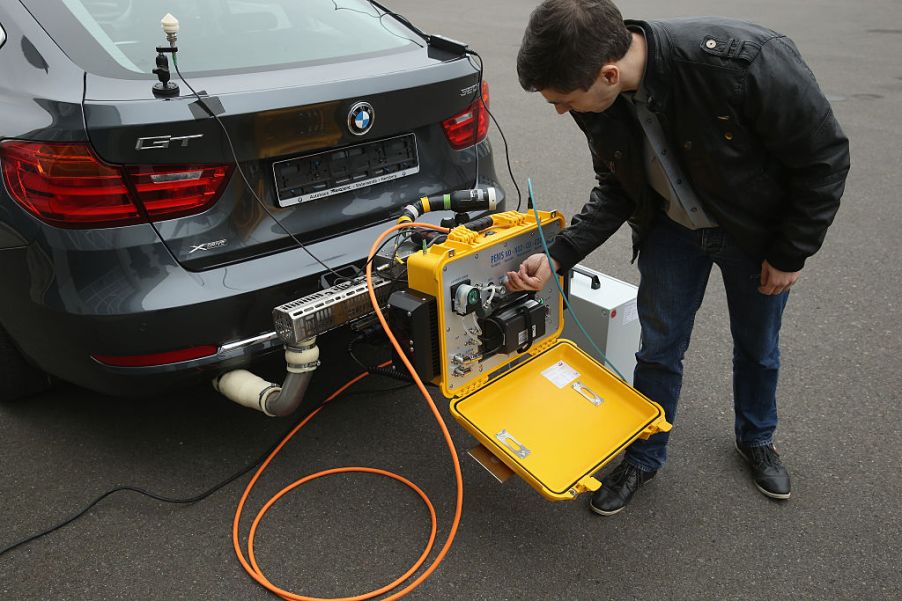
[562,265,640,385]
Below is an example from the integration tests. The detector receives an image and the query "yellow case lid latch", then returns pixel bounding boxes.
[639,417,673,439]
[570,476,602,498]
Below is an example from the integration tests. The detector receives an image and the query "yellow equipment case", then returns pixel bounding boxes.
[404,210,671,501]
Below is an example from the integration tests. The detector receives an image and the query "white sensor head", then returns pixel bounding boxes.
[161,13,179,35]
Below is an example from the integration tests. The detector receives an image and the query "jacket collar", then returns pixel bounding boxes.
[624,19,671,113]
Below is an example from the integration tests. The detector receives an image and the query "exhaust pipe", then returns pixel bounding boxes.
[213,338,319,417]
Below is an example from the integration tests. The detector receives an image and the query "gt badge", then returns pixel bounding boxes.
[136,134,203,150]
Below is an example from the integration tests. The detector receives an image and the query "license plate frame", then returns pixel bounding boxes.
[272,133,420,208]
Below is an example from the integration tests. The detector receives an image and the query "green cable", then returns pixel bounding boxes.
[527,178,628,382]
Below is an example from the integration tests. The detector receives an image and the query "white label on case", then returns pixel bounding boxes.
[541,361,580,389]
[622,299,639,325]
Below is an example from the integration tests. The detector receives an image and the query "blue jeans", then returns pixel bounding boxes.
[625,215,789,472]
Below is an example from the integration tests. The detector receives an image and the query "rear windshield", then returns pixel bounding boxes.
[22,0,419,77]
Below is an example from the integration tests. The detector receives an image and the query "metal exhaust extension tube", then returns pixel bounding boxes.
[213,338,320,417]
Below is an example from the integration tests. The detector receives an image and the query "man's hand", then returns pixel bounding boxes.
[759,259,800,295]
[505,253,559,292]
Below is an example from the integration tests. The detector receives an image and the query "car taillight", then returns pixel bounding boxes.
[0,141,140,226]
[0,141,231,228]
[442,81,490,150]
[126,164,231,221]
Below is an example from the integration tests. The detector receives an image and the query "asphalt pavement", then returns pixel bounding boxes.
[1,1,900,600]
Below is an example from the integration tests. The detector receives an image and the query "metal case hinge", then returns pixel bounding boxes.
[531,336,560,356]
[455,375,490,398]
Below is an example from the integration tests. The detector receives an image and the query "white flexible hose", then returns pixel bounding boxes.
[213,370,280,415]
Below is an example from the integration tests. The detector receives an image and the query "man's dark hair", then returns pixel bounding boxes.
[517,0,631,92]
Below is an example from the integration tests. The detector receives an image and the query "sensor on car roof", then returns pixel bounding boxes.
[152,13,180,97]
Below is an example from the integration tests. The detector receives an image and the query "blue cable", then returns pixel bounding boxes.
[527,178,628,382]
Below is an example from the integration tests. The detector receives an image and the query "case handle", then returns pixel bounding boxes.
[571,265,601,289]
[572,381,604,406]
[495,429,531,459]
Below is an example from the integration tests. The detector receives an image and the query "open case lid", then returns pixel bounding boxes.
[450,339,670,500]
[405,210,670,499]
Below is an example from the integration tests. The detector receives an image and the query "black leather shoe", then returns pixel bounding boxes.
[735,442,791,500]
[589,461,656,516]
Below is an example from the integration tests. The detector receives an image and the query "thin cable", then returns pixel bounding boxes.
[348,334,374,372]
[0,457,263,559]
[332,0,379,17]
[467,50,522,212]
[171,56,347,282]
[337,225,438,287]
[486,106,523,212]
[0,377,407,561]
[334,227,412,284]
[334,0,425,47]
[365,0,430,42]
[471,53,483,189]
[527,178,628,381]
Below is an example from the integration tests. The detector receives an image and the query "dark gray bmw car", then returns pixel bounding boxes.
[0,0,504,401]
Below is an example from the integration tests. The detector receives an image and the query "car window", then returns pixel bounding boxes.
[21,0,419,77]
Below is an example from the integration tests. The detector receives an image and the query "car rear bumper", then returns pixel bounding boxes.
[0,178,505,398]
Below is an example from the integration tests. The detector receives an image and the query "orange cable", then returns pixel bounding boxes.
[232,222,458,600]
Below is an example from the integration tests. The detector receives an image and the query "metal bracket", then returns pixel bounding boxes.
[495,429,531,459]
[468,444,514,483]
[572,381,603,406]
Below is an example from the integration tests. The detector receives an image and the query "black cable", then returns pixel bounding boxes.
[334,0,425,47]
[332,0,424,48]
[336,226,434,286]
[467,50,523,212]
[0,376,411,560]
[170,56,348,283]
[486,107,523,213]
[332,0,379,17]
[471,50,483,189]
[425,233,448,249]
[347,224,445,287]
[365,0,431,42]
[360,3,499,203]
[348,333,373,372]
[333,227,408,285]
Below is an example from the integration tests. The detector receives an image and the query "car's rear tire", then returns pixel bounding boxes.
[0,324,52,401]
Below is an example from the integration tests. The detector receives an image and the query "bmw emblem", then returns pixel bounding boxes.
[348,101,374,136]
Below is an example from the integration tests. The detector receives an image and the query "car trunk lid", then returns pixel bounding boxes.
[83,51,481,270]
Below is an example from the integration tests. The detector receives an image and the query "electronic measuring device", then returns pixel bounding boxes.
[273,206,670,501]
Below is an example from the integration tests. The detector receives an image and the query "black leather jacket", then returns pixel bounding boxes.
[547,18,851,273]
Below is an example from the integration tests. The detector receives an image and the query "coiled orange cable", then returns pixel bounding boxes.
[232,222,459,600]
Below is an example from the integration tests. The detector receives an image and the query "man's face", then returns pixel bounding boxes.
[540,66,621,114]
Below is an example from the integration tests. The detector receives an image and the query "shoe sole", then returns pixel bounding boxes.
[734,442,791,500]
[753,483,790,500]
[588,502,625,516]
